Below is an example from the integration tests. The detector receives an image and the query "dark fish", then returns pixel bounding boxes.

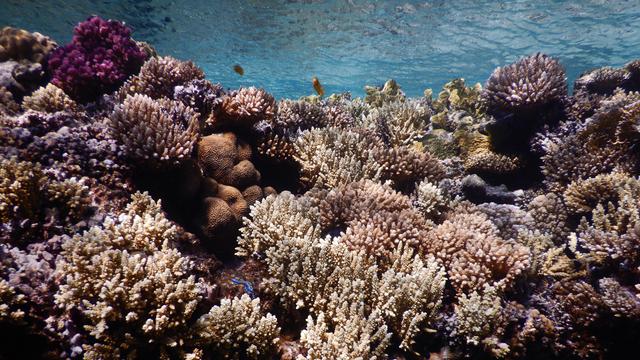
[312,76,325,97]
[233,64,244,76]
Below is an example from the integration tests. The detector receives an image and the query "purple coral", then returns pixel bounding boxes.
[47,16,145,103]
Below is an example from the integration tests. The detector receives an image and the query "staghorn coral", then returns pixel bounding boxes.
[110,94,199,166]
[293,127,383,189]
[299,307,391,360]
[118,55,205,101]
[47,16,145,102]
[563,171,638,214]
[363,99,431,146]
[0,27,57,64]
[22,84,79,113]
[483,53,567,113]
[236,192,321,257]
[598,278,640,318]
[54,193,203,358]
[194,295,280,359]
[272,99,327,132]
[0,279,26,324]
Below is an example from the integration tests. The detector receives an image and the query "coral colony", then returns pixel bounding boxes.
[1,16,640,360]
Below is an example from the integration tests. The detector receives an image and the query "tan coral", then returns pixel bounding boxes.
[363,99,431,146]
[293,127,383,189]
[237,192,321,257]
[54,193,202,358]
[373,146,446,189]
[217,87,275,129]
[110,94,199,166]
[194,295,280,359]
[118,56,204,100]
[423,211,531,293]
[22,83,79,113]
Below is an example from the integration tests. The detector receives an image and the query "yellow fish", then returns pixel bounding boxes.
[312,76,324,97]
[233,64,244,76]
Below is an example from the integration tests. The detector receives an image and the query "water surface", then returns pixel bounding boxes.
[2,0,639,98]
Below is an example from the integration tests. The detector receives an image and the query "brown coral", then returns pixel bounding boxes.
[0,27,57,64]
[110,94,200,166]
[319,180,431,260]
[423,211,531,293]
[117,56,205,100]
[22,84,79,113]
[483,53,567,113]
[0,86,19,114]
[216,87,276,130]
[373,146,446,190]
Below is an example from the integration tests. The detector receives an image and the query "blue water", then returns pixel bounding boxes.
[2,0,640,98]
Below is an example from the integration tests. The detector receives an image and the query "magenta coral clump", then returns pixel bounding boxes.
[47,16,145,103]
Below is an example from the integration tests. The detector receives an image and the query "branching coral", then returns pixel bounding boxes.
[450,285,509,357]
[47,16,145,102]
[118,56,205,101]
[264,235,446,354]
[299,307,391,360]
[0,86,19,114]
[373,142,445,190]
[216,87,276,129]
[483,53,567,113]
[54,192,201,358]
[423,211,531,294]
[194,295,280,359]
[0,157,45,224]
[363,99,431,146]
[412,180,450,221]
[110,94,199,166]
[293,127,382,189]
[318,180,431,260]
[22,84,79,113]
[236,192,320,257]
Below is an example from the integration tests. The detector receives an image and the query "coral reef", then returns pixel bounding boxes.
[2,20,640,360]
[47,16,145,102]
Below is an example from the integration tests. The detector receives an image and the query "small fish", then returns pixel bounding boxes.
[231,278,256,299]
[312,76,324,97]
[233,64,244,76]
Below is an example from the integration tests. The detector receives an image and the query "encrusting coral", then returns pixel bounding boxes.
[3,19,640,360]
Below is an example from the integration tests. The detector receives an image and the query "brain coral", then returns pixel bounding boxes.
[47,16,145,102]
[110,94,199,167]
[483,53,567,113]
